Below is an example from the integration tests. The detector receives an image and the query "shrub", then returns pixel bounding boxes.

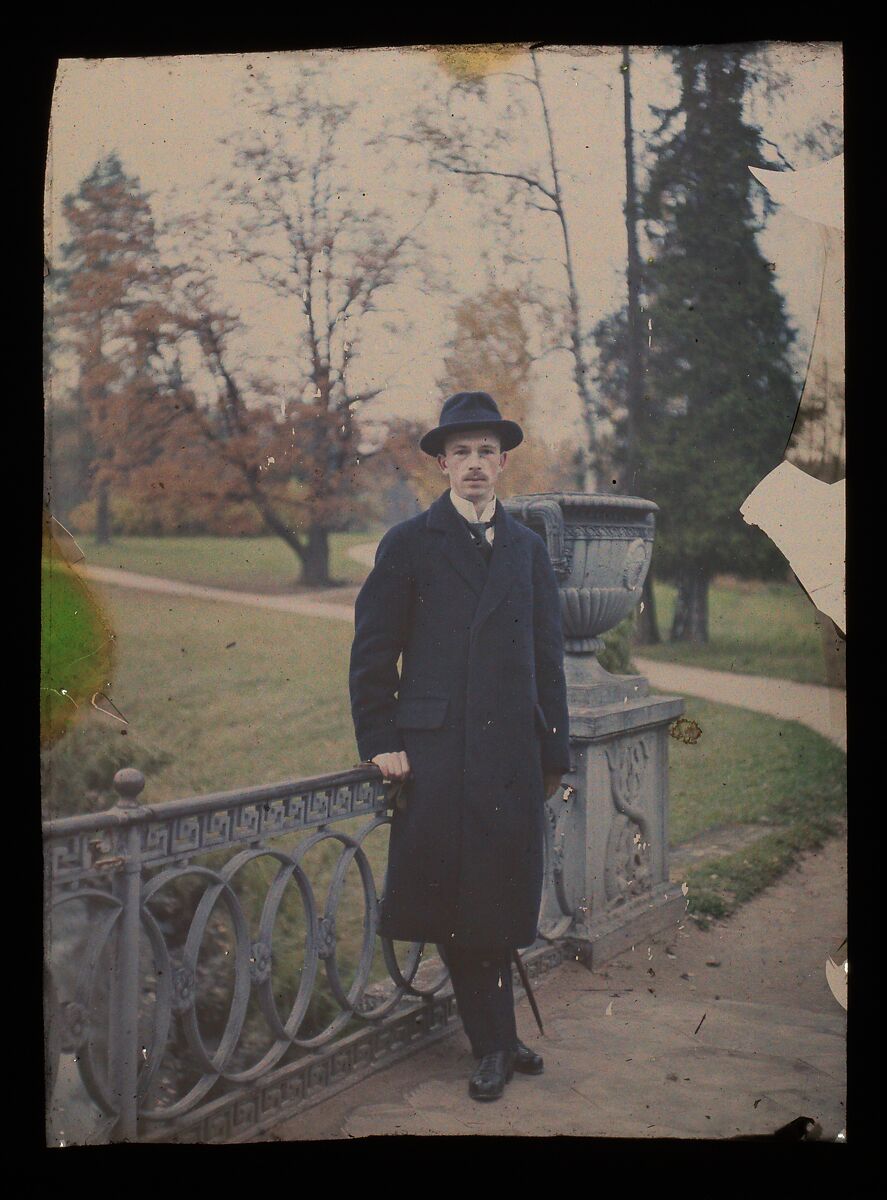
[599,614,638,675]
[41,721,172,820]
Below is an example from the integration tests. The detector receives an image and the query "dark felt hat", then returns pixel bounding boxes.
[419,391,524,457]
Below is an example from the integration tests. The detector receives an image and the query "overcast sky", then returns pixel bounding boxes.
[46,43,843,448]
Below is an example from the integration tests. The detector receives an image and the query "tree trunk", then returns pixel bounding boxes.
[621,45,646,496]
[531,49,601,485]
[95,479,111,545]
[634,569,661,645]
[300,524,331,588]
[243,475,334,589]
[670,567,709,643]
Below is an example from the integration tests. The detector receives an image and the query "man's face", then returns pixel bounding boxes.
[438,430,506,507]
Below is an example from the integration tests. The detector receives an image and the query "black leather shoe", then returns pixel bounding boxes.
[469,1050,515,1101]
[513,1039,544,1075]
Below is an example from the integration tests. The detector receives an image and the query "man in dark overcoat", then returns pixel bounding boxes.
[349,391,571,1100]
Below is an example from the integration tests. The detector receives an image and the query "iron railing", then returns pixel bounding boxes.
[43,764,572,1144]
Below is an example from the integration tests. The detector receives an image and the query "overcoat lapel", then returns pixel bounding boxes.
[425,489,519,635]
[470,498,519,638]
[427,490,488,597]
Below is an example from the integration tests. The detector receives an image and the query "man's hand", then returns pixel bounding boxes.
[372,751,412,782]
[543,771,564,801]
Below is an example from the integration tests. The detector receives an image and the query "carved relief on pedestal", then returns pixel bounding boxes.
[538,786,577,940]
[603,737,653,909]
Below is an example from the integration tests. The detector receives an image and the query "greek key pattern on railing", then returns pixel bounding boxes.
[48,831,126,883]
[45,777,385,885]
[135,784,382,869]
[44,766,576,1144]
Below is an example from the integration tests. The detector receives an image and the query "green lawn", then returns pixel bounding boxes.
[666,695,846,923]
[77,531,381,592]
[638,576,827,685]
[43,588,360,806]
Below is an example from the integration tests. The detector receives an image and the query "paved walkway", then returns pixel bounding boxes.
[258,832,847,1141]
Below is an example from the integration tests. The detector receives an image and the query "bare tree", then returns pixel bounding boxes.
[162,64,434,586]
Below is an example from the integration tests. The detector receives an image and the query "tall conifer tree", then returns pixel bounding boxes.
[593,47,801,643]
[635,47,798,641]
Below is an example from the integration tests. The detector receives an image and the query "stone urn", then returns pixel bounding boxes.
[504,491,685,961]
[503,492,657,704]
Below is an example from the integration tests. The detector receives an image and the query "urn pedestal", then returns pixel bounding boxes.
[504,493,687,967]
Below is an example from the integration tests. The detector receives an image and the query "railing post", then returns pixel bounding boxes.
[107,769,145,1142]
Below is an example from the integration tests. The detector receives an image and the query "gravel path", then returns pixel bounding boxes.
[635,657,846,751]
[75,563,358,622]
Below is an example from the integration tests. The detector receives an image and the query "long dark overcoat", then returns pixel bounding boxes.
[349,487,571,950]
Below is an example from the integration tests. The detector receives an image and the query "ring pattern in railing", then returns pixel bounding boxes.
[44,765,575,1144]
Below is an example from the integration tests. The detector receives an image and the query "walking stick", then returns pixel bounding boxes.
[512,948,544,1037]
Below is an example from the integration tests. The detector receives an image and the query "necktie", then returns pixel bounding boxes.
[466,519,494,562]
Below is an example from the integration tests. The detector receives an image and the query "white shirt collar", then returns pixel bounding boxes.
[449,487,497,525]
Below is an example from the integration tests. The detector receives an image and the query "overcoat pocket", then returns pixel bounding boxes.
[533,702,550,735]
[395,695,450,730]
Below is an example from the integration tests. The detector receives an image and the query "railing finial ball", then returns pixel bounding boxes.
[113,768,146,807]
